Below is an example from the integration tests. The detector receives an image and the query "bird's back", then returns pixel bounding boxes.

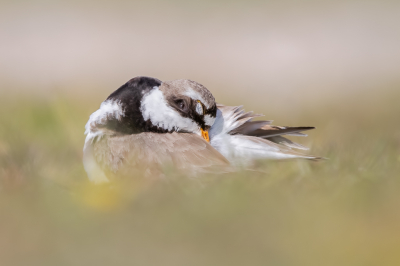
[88,132,231,181]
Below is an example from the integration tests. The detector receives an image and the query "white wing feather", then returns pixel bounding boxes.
[209,105,318,165]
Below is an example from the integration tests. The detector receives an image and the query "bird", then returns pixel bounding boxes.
[83,76,320,183]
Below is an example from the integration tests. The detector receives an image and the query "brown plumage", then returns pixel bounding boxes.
[92,132,231,180]
[83,77,321,183]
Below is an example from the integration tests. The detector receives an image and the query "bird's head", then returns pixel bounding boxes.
[85,76,217,143]
[140,79,217,141]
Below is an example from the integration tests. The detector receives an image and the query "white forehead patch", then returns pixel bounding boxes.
[140,87,201,134]
[204,114,216,127]
[195,102,203,115]
[183,88,210,109]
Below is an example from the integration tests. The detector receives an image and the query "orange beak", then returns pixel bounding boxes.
[201,128,210,142]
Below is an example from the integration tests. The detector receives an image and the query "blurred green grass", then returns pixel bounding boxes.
[1,87,400,266]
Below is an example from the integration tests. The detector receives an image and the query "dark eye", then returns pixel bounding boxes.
[175,99,186,111]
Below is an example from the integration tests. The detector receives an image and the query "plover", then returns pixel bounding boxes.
[84,76,319,183]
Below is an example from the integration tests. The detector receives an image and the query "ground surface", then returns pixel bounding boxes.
[1,86,399,266]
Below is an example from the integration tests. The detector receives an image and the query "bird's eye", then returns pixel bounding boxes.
[175,99,186,111]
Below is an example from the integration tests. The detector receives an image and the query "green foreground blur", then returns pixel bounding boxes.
[1,86,399,266]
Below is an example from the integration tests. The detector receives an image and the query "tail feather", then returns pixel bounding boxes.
[231,121,273,135]
[210,105,320,162]
[250,126,315,138]
[267,136,309,150]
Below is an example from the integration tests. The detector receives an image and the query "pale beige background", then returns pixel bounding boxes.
[1,0,399,107]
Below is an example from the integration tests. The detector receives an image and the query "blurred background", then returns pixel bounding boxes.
[1,0,400,265]
[2,0,400,103]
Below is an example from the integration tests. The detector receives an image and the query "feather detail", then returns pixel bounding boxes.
[250,125,315,138]
[267,136,309,150]
[90,132,232,180]
[215,104,267,134]
[209,104,320,165]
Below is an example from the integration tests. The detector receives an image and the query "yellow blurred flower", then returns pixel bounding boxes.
[76,182,125,212]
